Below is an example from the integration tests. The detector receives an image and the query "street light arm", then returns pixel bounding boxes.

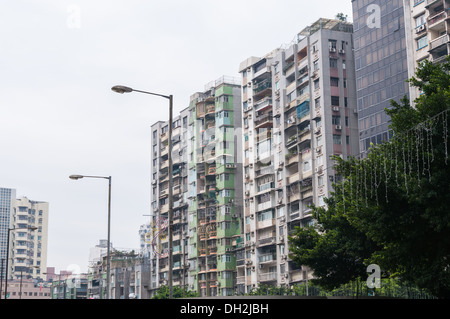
[131,89,171,100]
[70,175,111,181]
[111,85,171,100]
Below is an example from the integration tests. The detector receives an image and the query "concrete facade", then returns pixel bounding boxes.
[237,18,359,294]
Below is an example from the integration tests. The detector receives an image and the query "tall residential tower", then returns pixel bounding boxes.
[238,18,359,293]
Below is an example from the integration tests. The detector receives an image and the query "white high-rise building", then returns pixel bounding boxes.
[11,196,49,281]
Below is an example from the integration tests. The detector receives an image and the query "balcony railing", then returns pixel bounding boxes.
[259,272,277,281]
[258,253,276,263]
[427,10,447,27]
[429,34,449,51]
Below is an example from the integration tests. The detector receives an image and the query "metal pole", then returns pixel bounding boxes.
[0,258,3,297]
[4,228,11,299]
[19,269,23,299]
[168,95,173,299]
[107,176,112,299]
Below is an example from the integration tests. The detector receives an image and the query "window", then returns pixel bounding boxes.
[318,175,324,186]
[329,58,338,68]
[312,41,319,52]
[415,14,426,28]
[417,36,427,50]
[331,96,340,106]
[333,134,342,145]
[330,77,339,87]
[303,160,311,172]
[328,40,337,51]
[314,98,320,108]
[314,79,320,90]
[332,116,341,125]
[313,60,319,71]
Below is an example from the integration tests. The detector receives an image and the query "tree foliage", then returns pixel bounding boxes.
[289,57,450,298]
[152,285,199,299]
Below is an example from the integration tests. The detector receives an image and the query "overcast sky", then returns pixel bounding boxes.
[0,0,353,274]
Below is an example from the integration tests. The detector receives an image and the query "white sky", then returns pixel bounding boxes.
[0,0,353,274]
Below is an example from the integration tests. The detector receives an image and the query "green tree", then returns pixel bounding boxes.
[335,13,348,22]
[152,285,199,299]
[289,57,450,298]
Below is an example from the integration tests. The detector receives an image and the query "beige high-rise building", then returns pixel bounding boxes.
[10,197,49,281]
[404,0,450,101]
[237,18,359,293]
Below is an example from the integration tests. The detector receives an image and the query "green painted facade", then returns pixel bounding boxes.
[188,79,241,297]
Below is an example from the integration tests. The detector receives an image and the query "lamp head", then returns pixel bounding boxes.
[111,85,133,94]
[69,175,84,180]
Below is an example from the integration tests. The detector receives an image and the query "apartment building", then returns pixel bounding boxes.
[149,107,190,296]
[0,187,16,280]
[237,18,359,294]
[9,196,49,281]
[404,0,450,100]
[186,76,243,297]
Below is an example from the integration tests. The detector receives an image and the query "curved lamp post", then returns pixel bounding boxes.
[69,174,111,299]
[111,85,174,299]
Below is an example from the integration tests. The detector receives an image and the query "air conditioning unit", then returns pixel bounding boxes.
[314,127,321,135]
[416,24,426,33]
[152,180,157,185]
[245,174,249,179]
[279,236,284,242]
[335,125,342,130]
[245,191,250,196]
[278,198,283,204]
[329,47,336,53]
[332,106,340,112]
[259,264,264,269]
[316,147,322,153]
[284,273,289,278]
[339,49,345,54]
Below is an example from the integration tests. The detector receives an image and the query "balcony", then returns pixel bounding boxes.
[427,10,448,29]
[257,199,275,211]
[429,34,449,51]
[257,218,276,229]
[253,79,272,100]
[254,113,273,129]
[257,236,276,246]
[287,172,300,184]
[258,253,277,263]
[259,272,277,282]
[254,96,272,112]
[255,165,274,177]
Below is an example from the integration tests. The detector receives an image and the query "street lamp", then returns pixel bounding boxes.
[4,226,37,299]
[69,174,112,299]
[111,84,174,299]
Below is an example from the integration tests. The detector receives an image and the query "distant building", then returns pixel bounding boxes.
[2,279,51,299]
[10,196,49,281]
[0,187,16,280]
